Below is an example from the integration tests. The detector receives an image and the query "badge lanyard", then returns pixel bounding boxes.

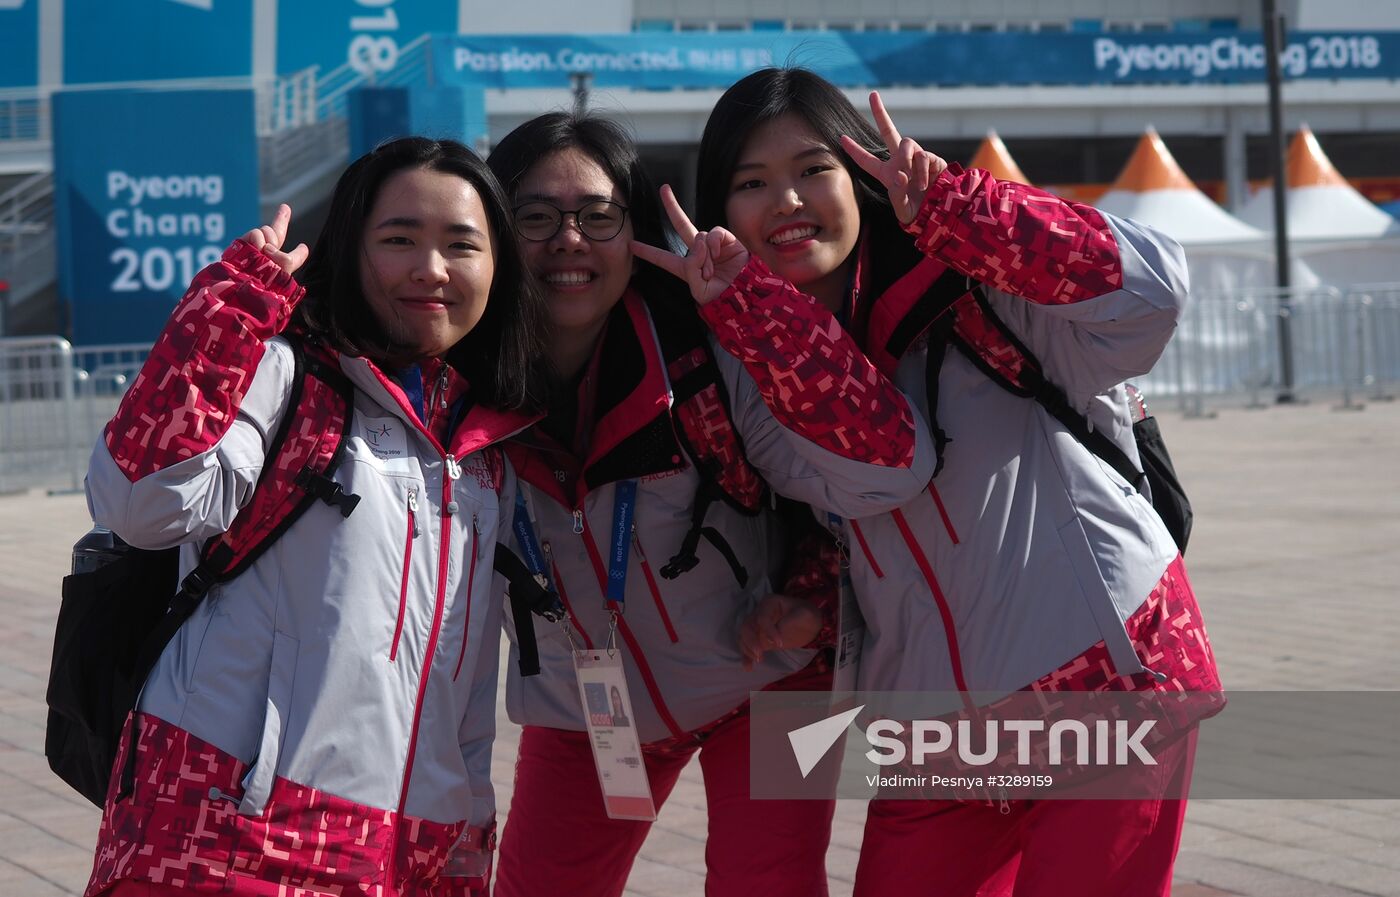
[827,512,866,694]
[569,479,656,820]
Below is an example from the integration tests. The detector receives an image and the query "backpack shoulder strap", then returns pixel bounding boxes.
[180,334,359,597]
[646,295,768,515]
[642,294,766,582]
[948,289,1146,492]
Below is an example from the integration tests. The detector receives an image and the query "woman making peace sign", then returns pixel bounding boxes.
[688,68,1224,897]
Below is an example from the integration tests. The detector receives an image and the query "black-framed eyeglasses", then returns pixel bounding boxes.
[512,200,629,242]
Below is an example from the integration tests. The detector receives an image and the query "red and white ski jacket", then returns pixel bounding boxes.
[83,241,532,895]
[502,287,936,744]
[717,165,1220,720]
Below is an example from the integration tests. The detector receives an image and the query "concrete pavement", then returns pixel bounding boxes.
[2,396,1398,896]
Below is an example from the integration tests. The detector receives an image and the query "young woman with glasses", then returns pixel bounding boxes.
[485,113,934,897]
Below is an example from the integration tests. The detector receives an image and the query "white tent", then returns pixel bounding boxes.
[1094,128,1291,295]
[1239,126,1400,285]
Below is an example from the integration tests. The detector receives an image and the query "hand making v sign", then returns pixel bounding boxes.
[839,91,949,226]
[631,184,749,306]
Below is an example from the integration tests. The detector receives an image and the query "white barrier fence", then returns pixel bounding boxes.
[1137,283,1400,416]
[3,281,1398,493]
[0,338,149,494]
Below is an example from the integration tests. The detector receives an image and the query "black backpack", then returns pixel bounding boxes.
[46,337,359,808]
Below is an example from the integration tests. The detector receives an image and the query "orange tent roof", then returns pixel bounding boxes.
[1108,127,1196,193]
[969,131,1030,184]
[1287,125,1348,188]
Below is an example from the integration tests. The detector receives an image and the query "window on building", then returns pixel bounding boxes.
[1208,17,1240,31]
[1036,22,1068,33]
[634,19,674,32]
[1071,19,1104,33]
[714,22,747,31]
[752,19,785,31]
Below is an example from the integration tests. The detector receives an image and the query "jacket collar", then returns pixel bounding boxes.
[509,288,686,505]
[340,353,540,457]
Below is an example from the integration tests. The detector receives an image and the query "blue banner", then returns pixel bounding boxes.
[64,0,253,84]
[433,31,1400,89]
[277,2,456,78]
[53,89,260,345]
[0,0,39,89]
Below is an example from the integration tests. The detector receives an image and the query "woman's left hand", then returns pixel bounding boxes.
[738,593,823,671]
[839,91,948,226]
[631,185,749,306]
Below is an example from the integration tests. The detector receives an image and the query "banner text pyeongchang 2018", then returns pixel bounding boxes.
[433,31,1400,91]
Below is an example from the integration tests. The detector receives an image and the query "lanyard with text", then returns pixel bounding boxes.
[576,478,652,820]
[512,490,553,592]
[605,479,638,608]
[827,512,866,693]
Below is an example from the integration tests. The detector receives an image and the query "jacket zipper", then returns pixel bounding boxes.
[890,508,976,715]
[452,513,480,680]
[849,518,884,578]
[632,530,679,643]
[577,510,687,740]
[391,452,459,873]
[544,540,594,649]
[389,487,419,662]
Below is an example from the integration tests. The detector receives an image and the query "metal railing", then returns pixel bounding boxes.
[1136,284,1400,415]
[0,337,150,494]
[0,170,57,312]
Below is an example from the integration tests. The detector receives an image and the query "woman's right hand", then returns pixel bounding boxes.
[240,203,310,275]
[631,185,749,306]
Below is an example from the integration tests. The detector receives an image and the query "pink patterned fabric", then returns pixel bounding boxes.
[666,346,765,511]
[105,241,304,482]
[207,343,347,569]
[946,293,1033,387]
[700,258,919,468]
[1020,555,1224,734]
[908,164,1122,305]
[778,528,842,652]
[87,714,486,897]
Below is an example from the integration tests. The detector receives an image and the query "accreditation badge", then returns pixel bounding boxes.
[572,648,657,821]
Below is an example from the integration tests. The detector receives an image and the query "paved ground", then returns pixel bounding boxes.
[1,396,1398,896]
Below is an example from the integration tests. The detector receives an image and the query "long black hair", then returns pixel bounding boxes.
[293,136,550,412]
[486,112,688,315]
[695,67,924,306]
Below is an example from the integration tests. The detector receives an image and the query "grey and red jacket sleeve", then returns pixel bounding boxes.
[698,258,935,519]
[909,164,1191,404]
[85,240,302,549]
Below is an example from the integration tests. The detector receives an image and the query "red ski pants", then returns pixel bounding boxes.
[854,728,1198,897]
[494,715,835,897]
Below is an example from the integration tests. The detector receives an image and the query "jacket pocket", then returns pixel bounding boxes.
[452,513,482,681]
[237,629,299,817]
[390,487,419,662]
[180,588,220,694]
